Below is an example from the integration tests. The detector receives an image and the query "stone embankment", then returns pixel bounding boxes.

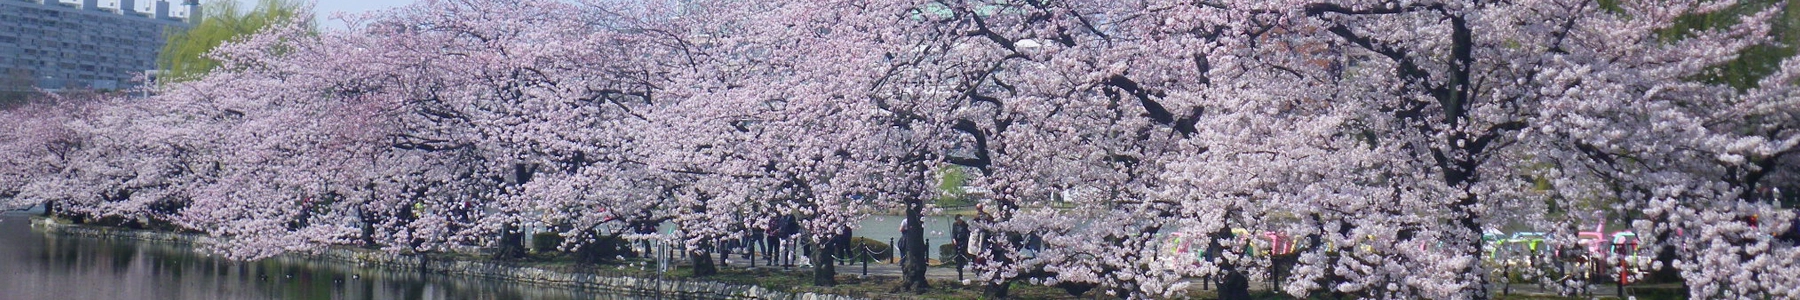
[30,217,865,300]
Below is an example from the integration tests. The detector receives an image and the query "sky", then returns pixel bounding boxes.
[233,0,418,28]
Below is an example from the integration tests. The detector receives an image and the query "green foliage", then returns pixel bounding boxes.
[1659,0,1799,90]
[937,243,964,266]
[934,165,971,207]
[531,232,565,254]
[157,0,311,84]
[571,234,632,264]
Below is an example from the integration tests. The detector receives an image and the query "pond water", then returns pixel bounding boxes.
[0,210,976,300]
[0,212,639,300]
[853,215,955,260]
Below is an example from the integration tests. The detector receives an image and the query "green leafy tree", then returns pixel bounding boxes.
[1661,0,1799,89]
[935,165,971,207]
[157,0,310,84]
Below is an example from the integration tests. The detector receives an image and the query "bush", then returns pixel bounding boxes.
[531,232,565,254]
[847,237,892,262]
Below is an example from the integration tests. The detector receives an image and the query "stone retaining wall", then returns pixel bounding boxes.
[30,217,864,300]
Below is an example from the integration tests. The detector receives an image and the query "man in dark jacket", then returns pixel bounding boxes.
[765,216,782,264]
[951,215,971,262]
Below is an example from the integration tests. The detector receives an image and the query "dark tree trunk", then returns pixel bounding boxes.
[813,238,836,286]
[1443,160,1492,300]
[982,232,1021,299]
[691,245,717,277]
[1649,234,1684,284]
[898,198,930,293]
[984,279,1012,299]
[359,210,379,248]
[1219,270,1251,300]
[573,230,615,264]
[1455,195,1490,300]
[493,222,527,260]
[42,200,55,217]
[417,252,432,274]
[1210,227,1251,300]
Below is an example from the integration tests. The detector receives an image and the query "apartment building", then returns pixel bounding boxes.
[0,0,197,92]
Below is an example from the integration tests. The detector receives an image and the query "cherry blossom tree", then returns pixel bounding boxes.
[1530,3,1800,297]
[756,0,1799,299]
[2,0,1794,299]
[746,0,1020,291]
[0,90,216,230]
[597,1,900,283]
[140,16,402,258]
[0,95,91,216]
[1136,0,1798,298]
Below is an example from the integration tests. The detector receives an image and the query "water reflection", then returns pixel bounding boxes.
[856,215,953,259]
[0,212,642,300]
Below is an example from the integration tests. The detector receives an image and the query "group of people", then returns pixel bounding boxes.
[679,213,1059,270]
[946,214,1044,266]
[713,215,858,267]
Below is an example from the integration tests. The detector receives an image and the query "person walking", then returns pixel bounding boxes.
[969,213,988,264]
[765,216,782,265]
[951,215,970,264]
[896,217,909,264]
[780,214,799,266]
[835,228,853,265]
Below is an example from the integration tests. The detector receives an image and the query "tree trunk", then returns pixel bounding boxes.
[982,231,1019,298]
[1219,270,1251,300]
[691,245,717,277]
[1649,233,1684,284]
[1449,185,1490,299]
[417,252,432,274]
[493,222,527,260]
[42,200,55,217]
[573,230,612,264]
[1210,227,1251,300]
[359,210,379,248]
[813,238,836,286]
[984,279,1012,299]
[899,198,930,293]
